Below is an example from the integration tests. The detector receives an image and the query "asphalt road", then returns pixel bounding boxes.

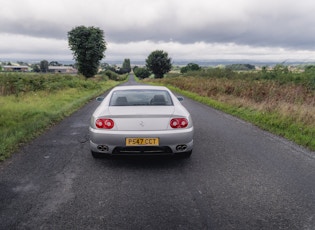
[1,75,315,230]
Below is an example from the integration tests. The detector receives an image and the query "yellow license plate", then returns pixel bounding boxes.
[126,138,159,146]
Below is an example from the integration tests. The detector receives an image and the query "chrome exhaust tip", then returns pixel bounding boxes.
[97,145,109,152]
[176,145,187,151]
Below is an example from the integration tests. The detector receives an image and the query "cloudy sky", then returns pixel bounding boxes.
[1,0,315,63]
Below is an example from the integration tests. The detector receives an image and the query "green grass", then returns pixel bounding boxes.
[147,81,315,151]
[0,79,120,161]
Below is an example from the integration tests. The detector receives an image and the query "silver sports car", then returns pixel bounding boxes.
[89,85,194,158]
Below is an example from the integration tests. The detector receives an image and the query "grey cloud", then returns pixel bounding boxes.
[1,0,315,61]
[105,8,315,50]
[2,0,315,50]
[4,19,314,51]
[0,19,70,39]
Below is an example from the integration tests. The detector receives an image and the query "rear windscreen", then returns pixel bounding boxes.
[109,90,173,106]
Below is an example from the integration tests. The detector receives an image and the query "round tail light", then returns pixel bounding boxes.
[170,118,188,128]
[96,118,114,129]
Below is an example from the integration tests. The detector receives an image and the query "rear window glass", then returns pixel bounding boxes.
[109,89,173,106]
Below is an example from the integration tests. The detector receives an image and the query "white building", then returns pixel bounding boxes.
[48,66,77,74]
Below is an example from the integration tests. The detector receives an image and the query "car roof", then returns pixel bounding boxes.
[111,85,169,91]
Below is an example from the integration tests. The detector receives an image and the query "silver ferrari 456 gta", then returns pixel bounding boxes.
[89,85,194,158]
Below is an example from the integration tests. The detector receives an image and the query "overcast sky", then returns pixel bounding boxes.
[1,0,315,63]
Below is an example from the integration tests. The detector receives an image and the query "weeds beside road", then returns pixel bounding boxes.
[0,73,124,161]
[144,67,315,151]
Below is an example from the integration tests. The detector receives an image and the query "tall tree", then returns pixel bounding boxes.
[40,60,49,72]
[146,50,172,78]
[68,26,106,78]
[122,58,131,73]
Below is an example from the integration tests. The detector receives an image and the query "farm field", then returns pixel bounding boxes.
[144,67,315,151]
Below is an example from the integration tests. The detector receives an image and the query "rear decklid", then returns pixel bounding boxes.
[108,106,175,131]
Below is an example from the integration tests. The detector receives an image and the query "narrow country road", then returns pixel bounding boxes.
[1,75,315,229]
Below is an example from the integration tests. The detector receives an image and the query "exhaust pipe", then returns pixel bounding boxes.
[97,145,109,152]
[176,145,187,151]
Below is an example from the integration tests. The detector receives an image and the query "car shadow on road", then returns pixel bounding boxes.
[93,155,192,170]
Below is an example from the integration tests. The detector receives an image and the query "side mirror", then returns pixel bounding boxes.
[96,97,104,102]
[177,96,184,102]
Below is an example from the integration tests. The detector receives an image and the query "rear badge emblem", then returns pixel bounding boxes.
[139,121,144,127]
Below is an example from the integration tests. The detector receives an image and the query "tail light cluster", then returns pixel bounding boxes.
[170,118,188,129]
[96,118,114,129]
[95,118,188,129]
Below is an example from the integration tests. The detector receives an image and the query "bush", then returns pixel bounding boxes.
[304,66,315,90]
[0,73,101,96]
[179,67,236,79]
[102,70,128,81]
[133,67,151,79]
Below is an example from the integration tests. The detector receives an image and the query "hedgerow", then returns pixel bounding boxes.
[0,73,102,96]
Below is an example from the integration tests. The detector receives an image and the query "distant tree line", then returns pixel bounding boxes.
[32,60,73,73]
[180,63,201,73]
[101,59,131,75]
[226,64,256,71]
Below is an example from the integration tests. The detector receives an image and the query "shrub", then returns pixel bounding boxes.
[134,67,151,79]
[102,70,128,81]
[0,73,101,96]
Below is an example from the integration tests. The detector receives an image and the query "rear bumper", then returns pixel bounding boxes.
[89,127,193,155]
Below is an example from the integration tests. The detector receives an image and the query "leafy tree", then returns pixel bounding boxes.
[116,59,131,74]
[180,63,201,73]
[49,61,62,66]
[40,60,49,72]
[133,66,151,79]
[122,58,131,73]
[146,50,172,78]
[32,64,40,73]
[68,26,106,78]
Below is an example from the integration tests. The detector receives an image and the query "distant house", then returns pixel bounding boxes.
[3,65,29,72]
[48,66,77,74]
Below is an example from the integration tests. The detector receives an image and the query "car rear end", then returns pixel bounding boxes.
[89,86,194,157]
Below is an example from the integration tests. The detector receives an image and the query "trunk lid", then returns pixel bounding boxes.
[108,106,175,131]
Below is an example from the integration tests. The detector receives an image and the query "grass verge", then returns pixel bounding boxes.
[147,81,315,152]
[0,80,120,161]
